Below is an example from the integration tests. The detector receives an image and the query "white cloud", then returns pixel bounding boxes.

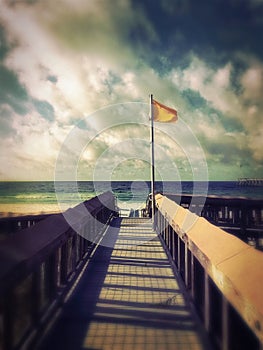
[2,4,87,121]
[1,0,160,118]
[241,65,263,100]
[170,54,263,162]
[171,56,238,114]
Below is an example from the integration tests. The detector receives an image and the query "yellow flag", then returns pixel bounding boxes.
[152,99,178,123]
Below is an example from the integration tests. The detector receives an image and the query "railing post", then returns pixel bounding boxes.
[168,225,172,254]
[32,267,41,326]
[204,272,210,332]
[60,241,69,285]
[172,228,176,262]
[3,291,13,350]
[222,296,229,350]
[49,249,59,300]
[191,252,195,300]
[71,234,77,273]
[177,235,181,272]
[185,242,189,287]
[185,243,192,290]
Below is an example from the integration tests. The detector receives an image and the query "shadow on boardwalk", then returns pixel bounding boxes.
[39,218,212,350]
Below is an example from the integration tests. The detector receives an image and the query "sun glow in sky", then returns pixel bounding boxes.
[0,0,262,181]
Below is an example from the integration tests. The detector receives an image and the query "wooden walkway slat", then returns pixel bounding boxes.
[39,217,212,350]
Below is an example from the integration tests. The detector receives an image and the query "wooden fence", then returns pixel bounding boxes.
[0,191,117,350]
[154,194,263,350]
[144,193,263,249]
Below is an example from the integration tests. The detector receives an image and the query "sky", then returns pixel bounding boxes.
[0,0,262,181]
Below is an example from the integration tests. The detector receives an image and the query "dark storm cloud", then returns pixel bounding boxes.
[0,27,25,114]
[0,24,29,114]
[0,65,29,115]
[131,0,263,69]
[181,89,208,110]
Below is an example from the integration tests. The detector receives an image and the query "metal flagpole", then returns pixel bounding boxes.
[150,94,155,222]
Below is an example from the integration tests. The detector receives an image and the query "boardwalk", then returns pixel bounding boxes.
[39,217,211,350]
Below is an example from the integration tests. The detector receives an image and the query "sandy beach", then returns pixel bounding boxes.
[0,203,63,217]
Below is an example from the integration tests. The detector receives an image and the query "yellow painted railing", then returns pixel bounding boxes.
[155,194,263,350]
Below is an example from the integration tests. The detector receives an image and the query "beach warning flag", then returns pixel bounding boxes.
[152,99,178,123]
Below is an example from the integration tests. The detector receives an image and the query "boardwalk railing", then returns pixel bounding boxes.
[238,178,263,186]
[0,191,117,350]
[146,193,263,248]
[166,194,262,229]
[0,214,53,239]
[154,194,263,350]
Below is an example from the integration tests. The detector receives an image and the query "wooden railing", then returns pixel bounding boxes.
[238,178,263,186]
[145,193,263,248]
[169,193,262,224]
[0,214,52,239]
[154,194,263,350]
[0,192,117,350]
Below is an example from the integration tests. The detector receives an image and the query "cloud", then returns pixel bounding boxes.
[0,104,15,136]
[241,62,263,101]
[0,24,11,60]
[0,65,29,115]
[1,3,93,121]
[0,108,64,180]
[169,53,263,163]
[171,56,237,114]
[0,0,262,180]
[0,0,157,123]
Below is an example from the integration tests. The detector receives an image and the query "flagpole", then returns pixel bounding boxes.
[150,94,155,221]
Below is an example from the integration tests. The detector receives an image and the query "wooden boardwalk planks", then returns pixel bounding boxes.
[39,217,212,350]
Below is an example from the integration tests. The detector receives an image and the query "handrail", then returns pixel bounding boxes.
[0,213,53,238]
[0,191,117,350]
[155,194,263,350]
[165,193,263,225]
[144,193,263,248]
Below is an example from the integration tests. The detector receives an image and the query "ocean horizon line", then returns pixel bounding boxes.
[0,179,242,183]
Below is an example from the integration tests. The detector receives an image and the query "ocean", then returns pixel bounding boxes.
[0,181,262,217]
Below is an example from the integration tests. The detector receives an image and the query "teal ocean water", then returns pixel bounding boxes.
[0,181,262,216]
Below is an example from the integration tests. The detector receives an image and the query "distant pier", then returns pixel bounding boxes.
[238,178,263,186]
